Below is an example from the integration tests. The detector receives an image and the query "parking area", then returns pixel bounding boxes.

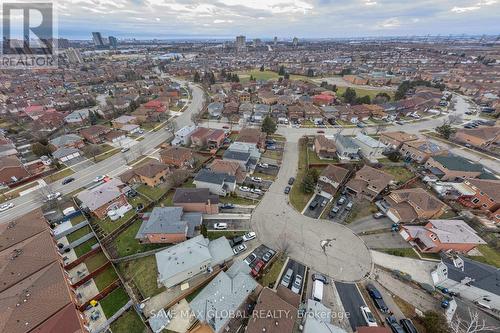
[235,187,263,200]
[204,218,251,231]
[303,194,329,219]
[335,282,368,331]
[254,164,279,176]
[243,244,275,269]
[279,259,306,292]
[325,194,356,224]
[242,177,273,190]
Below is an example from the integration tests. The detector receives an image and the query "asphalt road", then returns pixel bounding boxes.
[0,81,205,224]
[335,282,368,330]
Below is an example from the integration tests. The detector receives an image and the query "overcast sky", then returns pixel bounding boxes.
[43,0,500,39]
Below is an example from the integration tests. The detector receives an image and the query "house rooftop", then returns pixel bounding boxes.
[136,207,202,239]
[195,169,236,185]
[173,188,219,205]
[76,178,125,211]
[223,150,251,162]
[431,155,484,173]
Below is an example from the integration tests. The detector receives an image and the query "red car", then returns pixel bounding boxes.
[251,260,265,277]
[317,130,325,134]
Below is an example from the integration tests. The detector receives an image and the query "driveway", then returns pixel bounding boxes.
[280,259,306,292]
[335,282,368,330]
[251,141,372,282]
[360,232,412,249]
[303,194,329,219]
[348,216,393,234]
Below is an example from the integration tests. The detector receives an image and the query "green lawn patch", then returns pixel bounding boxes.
[158,190,174,206]
[94,148,119,162]
[43,168,75,183]
[73,237,98,257]
[93,266,119,291]
[307,147,339,165]
[84,252,108,272]
[99,287,129,318]
[252,172,276,181]
[95,210,137,234]
[66,225,92,243]
[219,194,258,205]
[377,248,420,259]
[337,86,394,100]
[344,200,378,224]
[69,214,86,226]
[468,245,500,268]
[381,165,414,183]
[289,140,313,212]
[262,150,282,160]
[114,220,168,257]
[109,309,145,333]
[207,230,246,240]
[118,255,165,299]
[259,254,286,288]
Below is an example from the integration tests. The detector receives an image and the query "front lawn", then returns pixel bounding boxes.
[93,266,119,291]
[73,237,98,257]
[113,220,168,257]
[207,230,246,240]
[377,248,420,259]
[44,168,75,183]
[259,254,286,288]
[381,165,414,183]
[468,245,500,268]
[344,200,378,224]
[99,287,129,318]
[262,150,282,160]
[289,139,313,212]
[109,309,145,333]
[118,255,165,299]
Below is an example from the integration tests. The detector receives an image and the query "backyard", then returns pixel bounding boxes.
[83,252,108,272]
[381,165,414,183]
[307,147,339,165]
[113,220,168,257]
[99,287,130,318]
[109,309,145,333]
[73,237,98,257]
[136,184,168,201]
[66,225,92,243]
[94,209,137,235]
[93,266,119,291]
[259,254,286,288]
[118,255,165,299]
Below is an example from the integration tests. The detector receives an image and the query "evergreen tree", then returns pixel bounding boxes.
[261,116,277,135]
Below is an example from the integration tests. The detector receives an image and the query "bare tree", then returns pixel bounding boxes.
[450,309,499,333]
[83,144,102,162]
[448,113,463,125]
[277,232,290,256]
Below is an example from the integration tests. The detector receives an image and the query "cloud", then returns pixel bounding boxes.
[377,17,400,28]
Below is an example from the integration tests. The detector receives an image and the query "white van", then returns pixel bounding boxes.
[63,207,76,216]
[312,280,324,302]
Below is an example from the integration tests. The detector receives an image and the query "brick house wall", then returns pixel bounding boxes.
[174,202,219,214]
[139,171,168,187]
[92,194,128,219]
[146,232,186,244]
[400,143,431,163]
[0,165,29,184]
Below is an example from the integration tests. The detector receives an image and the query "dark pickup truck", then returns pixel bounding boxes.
[366,284,389,313]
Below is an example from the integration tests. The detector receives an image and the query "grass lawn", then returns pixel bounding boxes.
[336,86,395,100]
[118,255,165,299]
[94,148,119,162]
[73,237,98,257]
[95,210,137,235]
[43,168,75,183]
[93,266,119,291]
[207,230,246,240]
[237,70,280,82]
[269,134,286,142]
[344,200,378,224]
[262,150,282,160]
[99,287,129,318]
[377,248,420,259]
[83,252,108,272]
[252,172,276,181]
[259,254,286,288]
[66,225,92,243]
[109,309,145,333]
[158,190,174,206]
[113,220,168,257]
[69,214,86,226]
[219,194,258,205]
[468,245,500,268]
[307,147,339,165]
[381,165,414,183]
[290,139,313,212]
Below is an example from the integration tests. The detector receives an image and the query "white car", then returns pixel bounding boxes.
[213,223,228,230]
[258,163,269,168]
[46,192,62,200]
[250,177,262,183]
[360,306,378,327]
[291,274,303,294]
[0,202,14,212]
[232,243,247,255]
[239,186,250,192]
[242,231,256,241]
[94,175,106,182]
[251,188,262,195]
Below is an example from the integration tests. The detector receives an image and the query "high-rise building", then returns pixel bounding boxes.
[66,48,83,64]
[292,37,299,47]
[235,35,246,52]
[92,32,104,47]
[108,36,118,49]
[253,38,262,47]
[273,36,278,46]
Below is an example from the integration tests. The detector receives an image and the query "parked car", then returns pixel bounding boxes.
[320,199,327,207]
[244,253,257,265]
[232,243,247,255]
[337,196,347,205]
[62,177,75,185]
[345,201,353,210]
[360,306,378,327]
[400,319,418,333]
[230,236,244,246]
[366,284,389,313]
[329,206,340,217]
[46,192,62,201]
[291,274,303,294]
[284,186,291,194]
[251,260,265,277]
[312,273,329,284]
[262,250,275,263]
[94,175,106,182]
[120,147,130,153]
[250,176,262,183]
[266,145,276,150]
[309,200,319,210]
[258,163,269,168]
[220,203,235,209]
[281,268,294,287]
[251,188,263,195]
[357,122,366,128]
[0,202,14,212]
[265,139,276,145]
[239,186,251,192]
[317,130,325,134]
[288,177,295,185]
[386,316,405,333]
[395,121,404,125]
[312,280,324,302]
[242,231,256,241]
[213,222,228,230]
[373,212,386,219]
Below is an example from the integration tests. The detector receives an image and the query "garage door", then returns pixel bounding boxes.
[387,210,400,223]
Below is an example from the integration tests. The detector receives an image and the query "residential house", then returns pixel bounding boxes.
[453,126,500,149]
[400,139,446,163]
[346,165,394,201]
[190,127,211,147]
[172,188,219,214]
[237,127,266,148]
[313,93,335,106]
[380,131,419,150]
[208,102,224,118]
[314,135,337,159]
[79,125,111,144]
[0,136,17,157]
[457,178,500,223]
[246,288,297,333]
[160,146,194,168]
[258,90,278,105]
[52,147,82,163]
[334,134,360,160]
[425,155,484,181]
[209,159,246,183]
[206,129,226,149]
[431,255,500,310]
[64,108,90,125]
[189,262,258,333]
[317,164,350,198]
[0,156,29,185]
[223,101,239,117]
[194,169,236,196]
[112,115,137,128]
[172,125,197,146]
[400,219,486,253]
[49,134,85,149]
[227,141,261,160]
[103,130,126,144]
[132,99,168,123]
[383,188,448,223]
[302,299,348,333]
[353,133,387,160]
[136,207,202,244]
[155,234,233,288]
[222,150,252,171]
[120,160,170,187]
[76,178,130,219]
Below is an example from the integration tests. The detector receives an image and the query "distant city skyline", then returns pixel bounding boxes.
[48,0,499,39]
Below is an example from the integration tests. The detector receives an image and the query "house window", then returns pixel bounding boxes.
[472,198,480,204]
[480,191,485,195]
[482,204,488,208]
